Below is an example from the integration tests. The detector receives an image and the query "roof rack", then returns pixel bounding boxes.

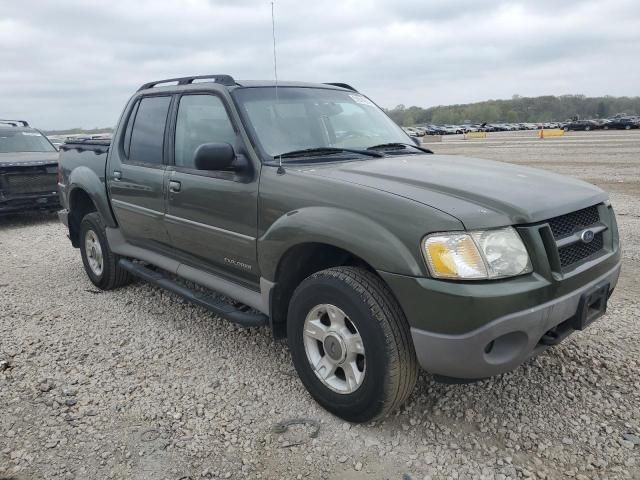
[0,119,29,127]
[138,74,237,91]
[323,83,358,92]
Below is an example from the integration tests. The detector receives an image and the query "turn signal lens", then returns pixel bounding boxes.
[423,234,487,279]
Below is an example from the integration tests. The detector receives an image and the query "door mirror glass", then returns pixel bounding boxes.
[194,142,235,170]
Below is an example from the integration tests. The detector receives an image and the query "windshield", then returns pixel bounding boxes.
[233,87,411,158]
[0,130,56,153]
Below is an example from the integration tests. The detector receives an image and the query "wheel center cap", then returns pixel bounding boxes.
[323,334,345,363]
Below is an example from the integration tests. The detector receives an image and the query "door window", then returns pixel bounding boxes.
[129,96,171,165]
[174,95,236,168]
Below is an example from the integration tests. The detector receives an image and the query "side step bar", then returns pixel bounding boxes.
[118,259,268,328]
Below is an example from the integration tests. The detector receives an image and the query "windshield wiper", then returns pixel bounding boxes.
[275,147,384,160]
[367,143,433,154]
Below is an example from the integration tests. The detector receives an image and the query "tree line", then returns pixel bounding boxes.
[385,94,640,126]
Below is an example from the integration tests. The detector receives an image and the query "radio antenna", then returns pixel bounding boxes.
[271,1,285,174]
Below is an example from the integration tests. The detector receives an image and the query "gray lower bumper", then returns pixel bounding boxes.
[411,262,621,379]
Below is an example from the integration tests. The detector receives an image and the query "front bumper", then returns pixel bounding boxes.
[0,192,60,214]
[392,262,621,379]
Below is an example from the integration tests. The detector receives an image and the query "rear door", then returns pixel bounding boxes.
[108,95,173,251]
[164,92,259,286]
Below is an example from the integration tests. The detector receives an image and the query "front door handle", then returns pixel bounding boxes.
[169,180,181,193]
[113,170,122,181]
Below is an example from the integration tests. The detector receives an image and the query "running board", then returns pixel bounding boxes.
[118,259,268,328]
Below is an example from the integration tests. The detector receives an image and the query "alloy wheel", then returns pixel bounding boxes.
[302,304,366,394]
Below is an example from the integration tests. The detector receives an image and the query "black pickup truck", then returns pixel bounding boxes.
[57,75,621,422]
[0,120,60,214]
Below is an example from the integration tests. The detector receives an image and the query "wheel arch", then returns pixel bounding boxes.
[67,187,99,247]
[259,206,423,281]
[68,165,117,225]
[268,241,388,338]
[259,207,424,337]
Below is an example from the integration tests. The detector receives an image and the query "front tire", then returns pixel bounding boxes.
[79,212,132,290]
[287,267,418,422]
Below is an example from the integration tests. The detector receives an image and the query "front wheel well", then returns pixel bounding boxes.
[68,188,97,247]
[270,243,378,338]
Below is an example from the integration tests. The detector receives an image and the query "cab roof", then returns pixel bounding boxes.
[136,74,357,93]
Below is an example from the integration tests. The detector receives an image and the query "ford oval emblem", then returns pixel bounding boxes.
[581,229,595,243]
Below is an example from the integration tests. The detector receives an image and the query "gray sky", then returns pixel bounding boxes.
[1,0,639,129]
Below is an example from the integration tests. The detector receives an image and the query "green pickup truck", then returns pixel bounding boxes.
[57,75,621,422]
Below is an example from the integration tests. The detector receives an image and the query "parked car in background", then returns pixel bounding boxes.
[420,125,439,135]
[563,120,600,131]
[603,117,639,130]
[0,119,60,214]
[430,125,450,135]
[442,125,463,134]
[402,127,422,137]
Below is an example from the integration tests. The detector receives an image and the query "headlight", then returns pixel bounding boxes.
[423,227,532,280]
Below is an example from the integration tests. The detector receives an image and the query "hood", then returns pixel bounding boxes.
[0,151,59,167]
[300,154,607,229]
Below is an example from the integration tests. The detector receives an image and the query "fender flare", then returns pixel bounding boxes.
[258,206,424,281]
[68,165,117,228]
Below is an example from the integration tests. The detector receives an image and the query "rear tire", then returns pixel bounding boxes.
[287,267,418,422]
[79,212,132,290]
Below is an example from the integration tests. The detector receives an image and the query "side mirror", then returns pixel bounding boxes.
[412,136,421,147]
[194,143,235,171]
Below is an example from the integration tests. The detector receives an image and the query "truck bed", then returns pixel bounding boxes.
[57,138,112,222]
[58,138,111,181]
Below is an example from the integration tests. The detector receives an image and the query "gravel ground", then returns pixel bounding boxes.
[1,130,639,480]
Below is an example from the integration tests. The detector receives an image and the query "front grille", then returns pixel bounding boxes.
[558,232,604,268]
[5,173,57,194]
[548,205,600,239]
[543,204,606,270]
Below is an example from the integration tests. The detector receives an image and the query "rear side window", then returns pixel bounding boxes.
[122,100,140,158]
[129,96,171,165]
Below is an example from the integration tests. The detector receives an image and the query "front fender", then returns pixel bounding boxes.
[68,165,117,227]
[258,206,424,280]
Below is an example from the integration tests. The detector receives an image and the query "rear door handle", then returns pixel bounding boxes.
[169,180,181,193]
[113,170,122,181]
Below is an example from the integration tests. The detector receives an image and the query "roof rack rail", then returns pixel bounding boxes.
[138,74,237,91]
[0,119,29,127]
[323,83,358,92]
